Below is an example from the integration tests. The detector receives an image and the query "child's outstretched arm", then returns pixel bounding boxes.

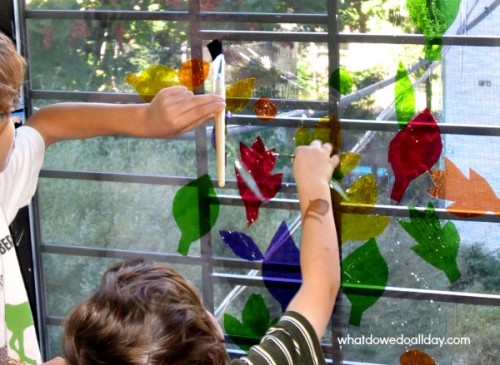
[26,86,225,147]
[286,140,340,340]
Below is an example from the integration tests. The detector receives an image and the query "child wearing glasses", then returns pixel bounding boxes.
[0,31,225,365]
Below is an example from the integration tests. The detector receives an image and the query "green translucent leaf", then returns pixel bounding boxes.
[224,294,274,351]
[395,61,415,129]
[173,174,219,256]
[407,0,461,60]
[342,238,389,326]
[399,202,461,282]
[223,314,256,352]
[242,293,271,335]
[341,214,390,243]
[329,67,353,95]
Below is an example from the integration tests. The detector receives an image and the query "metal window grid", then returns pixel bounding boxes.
[15,1,500,364]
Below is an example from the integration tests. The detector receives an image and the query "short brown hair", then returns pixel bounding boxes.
[62,258,228,365]
[0,32,25,114]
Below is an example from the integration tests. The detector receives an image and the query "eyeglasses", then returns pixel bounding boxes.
[0,108,24,127]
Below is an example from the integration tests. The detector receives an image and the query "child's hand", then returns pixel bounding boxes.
[146,86,225,137]
[292,140,340,190]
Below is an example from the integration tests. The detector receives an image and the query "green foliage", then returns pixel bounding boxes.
[452,243,500,292]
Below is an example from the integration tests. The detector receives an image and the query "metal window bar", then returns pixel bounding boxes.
[16,0,500,363]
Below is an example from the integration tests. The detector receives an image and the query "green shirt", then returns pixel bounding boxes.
[231,311,327,365]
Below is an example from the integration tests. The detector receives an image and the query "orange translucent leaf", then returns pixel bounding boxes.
[428,157,500,217]
[178,59,210,88]
[254,96,277,122]
[226,78,256,113]
[400,349,435,365]
[125,65,180,102]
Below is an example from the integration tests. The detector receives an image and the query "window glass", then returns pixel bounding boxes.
[20,1,499,363]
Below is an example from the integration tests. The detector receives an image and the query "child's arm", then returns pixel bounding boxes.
[26,86,225,147]
[286,140,340,340]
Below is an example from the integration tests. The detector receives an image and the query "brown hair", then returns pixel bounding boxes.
[0,32,25,114]
[62,258,228,365]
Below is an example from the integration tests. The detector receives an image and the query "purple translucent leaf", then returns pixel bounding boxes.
[263,221,301,312]
[219,230,264,261]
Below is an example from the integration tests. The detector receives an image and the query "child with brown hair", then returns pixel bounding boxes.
[0,30,225,365]
[61,140,341,365]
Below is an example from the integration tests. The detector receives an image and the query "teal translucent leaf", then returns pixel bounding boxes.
[407,0,461,60]
[173,174,219,255]
[395,61,416,129]
[342,238,389,326]
[224,293,276,351]
[399,202,461,283]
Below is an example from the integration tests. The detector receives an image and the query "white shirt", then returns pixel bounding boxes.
[0,126,44,364]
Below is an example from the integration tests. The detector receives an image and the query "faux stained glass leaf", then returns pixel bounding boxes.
[344,174,378,214]
[125,64,180,102]
[400,349,436,365]
[407,0,461,60]
[173,174,220,256]
[395,61,416,129]
[224,293,275,351]
[254,96,277,122]
[428,157,500,217]
[262,221,301,312]
[235,136,283,226]
[219,230,265,261]
[335,152,362,180]
[342,214,391,243]
[178,59,210,88]
[294,115,341,154]
[226,77,256,113]
[342,238,389,326]
[388,108,443,202]
[399,202,461,283]
[329,67,353,95]
[341,175,390,242]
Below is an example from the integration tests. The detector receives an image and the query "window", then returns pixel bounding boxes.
[18,1,499,364]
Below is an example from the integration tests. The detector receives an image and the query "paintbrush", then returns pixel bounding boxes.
[207,40,226,187]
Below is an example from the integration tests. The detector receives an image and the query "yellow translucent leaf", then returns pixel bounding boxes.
[294,115,341,153]
[226,78,256,113]
[125,64,180,102]
[339,152,362,177]
[344,174,378,214]
[341,214,391,243]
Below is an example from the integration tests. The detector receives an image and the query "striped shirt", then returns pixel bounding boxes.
[231,311,327,365]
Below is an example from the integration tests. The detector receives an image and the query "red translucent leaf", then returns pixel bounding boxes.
[235,136,283,225]
[388,108,442,201]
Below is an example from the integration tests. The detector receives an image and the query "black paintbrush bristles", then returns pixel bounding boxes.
[207,39,223,61]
